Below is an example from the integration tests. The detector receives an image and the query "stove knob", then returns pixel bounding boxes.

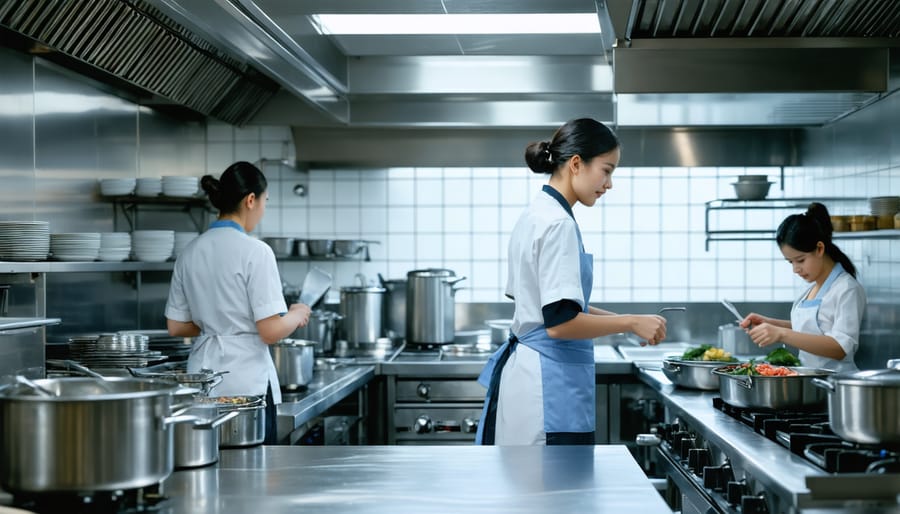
[688,448,710,473]
[679,438,696,461]
[702,463,731,491]
[416,383,430,399]
[726,480,747,505]
[414,415,433,434]
[463,418,478,433]
[741,495,769,514]
[636,433,661,446]
[671,430,689,447]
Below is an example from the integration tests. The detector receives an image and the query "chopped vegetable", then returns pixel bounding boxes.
[726,362,798,376]
[765,347,801,366]
[681,344,737,362]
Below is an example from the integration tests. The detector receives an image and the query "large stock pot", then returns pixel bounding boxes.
[173,404,240,468]
[0,377,194,493]
[812,367,900,444]
[270,339,315,389]
[340,286,386,343]
[406,268,466,345]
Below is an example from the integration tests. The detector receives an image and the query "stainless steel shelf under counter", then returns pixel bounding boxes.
[276,365,375,442]
[160,445,674,514]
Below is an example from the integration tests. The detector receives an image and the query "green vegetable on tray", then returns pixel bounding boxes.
[681,344,712,360]
[680,344,738,362]
[765,347,801,366]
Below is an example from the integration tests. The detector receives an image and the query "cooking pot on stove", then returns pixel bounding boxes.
[407,268,466,344]
[340,285,386,343]
[0,377,196,493]
[712,365,832,409]
[270,339,315,390]
[290,310,341,354]
[812,367,900,444]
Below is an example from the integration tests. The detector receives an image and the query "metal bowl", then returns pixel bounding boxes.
[333,239,366,257]
[731,181,774,200]
[262,237,295,258]
[307,239,334,257]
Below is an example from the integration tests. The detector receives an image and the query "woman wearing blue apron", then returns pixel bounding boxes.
[740,202,866,373]
[476,119,668,446]
[166,162,312,444]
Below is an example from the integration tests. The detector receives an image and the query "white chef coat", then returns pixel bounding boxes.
[506,191,586,337]
[165,222,286,403]
[494,188,591,445]
[791,266,866,373]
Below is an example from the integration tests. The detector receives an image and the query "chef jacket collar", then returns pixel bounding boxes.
[209,219,245,233]
[542,185,575,220]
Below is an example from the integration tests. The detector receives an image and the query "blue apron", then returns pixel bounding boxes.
[476,188,595,445]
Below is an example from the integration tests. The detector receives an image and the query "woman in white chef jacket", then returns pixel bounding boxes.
[475,118,668,446]
[740,202,866,373]
[166,161,311,444]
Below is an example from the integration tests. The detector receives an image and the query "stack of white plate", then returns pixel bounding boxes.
[0,221,50,261]
[136,177,162,197]
[870,196,900,216]
[99,232,131,262]
[50,233,101,261]
[162,176,200,197]
[132,230,175,262]
[99,178,136,196]
[173,231,199,258]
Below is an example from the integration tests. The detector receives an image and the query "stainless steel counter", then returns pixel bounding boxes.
[276,365,375,441]
[159,445,673,513]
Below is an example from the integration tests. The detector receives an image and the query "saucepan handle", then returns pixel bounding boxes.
[810,377,835,392]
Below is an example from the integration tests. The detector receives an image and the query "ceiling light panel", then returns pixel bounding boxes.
[310,13,601,35]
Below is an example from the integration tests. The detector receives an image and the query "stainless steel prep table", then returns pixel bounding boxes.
[160,445,674,513]
[276,365,375,441]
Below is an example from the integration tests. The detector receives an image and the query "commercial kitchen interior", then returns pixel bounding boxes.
[1,0,899,512]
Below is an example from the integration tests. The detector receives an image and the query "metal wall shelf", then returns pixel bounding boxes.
[102,195,213,232]
[0,261,174,274]
[704,197,896,250]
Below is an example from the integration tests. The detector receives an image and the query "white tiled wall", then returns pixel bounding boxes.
[206,121,889,305]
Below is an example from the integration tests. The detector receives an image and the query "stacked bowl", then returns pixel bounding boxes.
[49,233,101,261]
[99,232,132,262]
[132,230,175,262]
[162,176,200,197]
[136,177,162,197]
[99,178,136,196]
[732,175,774,200]
[869,196,899,229]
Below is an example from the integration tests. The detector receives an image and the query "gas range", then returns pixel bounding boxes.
[650,391,900,514]
[1,483,166,513]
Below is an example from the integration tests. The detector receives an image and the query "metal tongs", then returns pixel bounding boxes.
[720,298,744,324]
[623,306,686,346]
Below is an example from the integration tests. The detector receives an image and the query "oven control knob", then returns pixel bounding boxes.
[416,383,430,399]
[414,415,433,434]
[741,495,769,514]
[702,463,731,490]
[463,418,478,433]
[671,430,689,447]
[726,480,747,505]
[636,433,661,446]
[688,448,710,473]
[679,438,696,460]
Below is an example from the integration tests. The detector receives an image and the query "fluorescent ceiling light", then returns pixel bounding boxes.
[310,13,601,35]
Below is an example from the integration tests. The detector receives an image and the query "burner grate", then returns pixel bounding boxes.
[11,484,166,514]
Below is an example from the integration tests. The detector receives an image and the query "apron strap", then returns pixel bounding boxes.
[479,335,518,445]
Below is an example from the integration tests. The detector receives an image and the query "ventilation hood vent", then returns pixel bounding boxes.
[0,0,279,125]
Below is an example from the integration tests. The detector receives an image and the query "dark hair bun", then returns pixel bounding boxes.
[806,202,833,240]
[200,175,222,210]
[525,141,554,174]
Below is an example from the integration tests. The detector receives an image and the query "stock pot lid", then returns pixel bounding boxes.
[0,377,181,400]
[833,368,900,386]
[408,268,455,278]
[340,286,386,293]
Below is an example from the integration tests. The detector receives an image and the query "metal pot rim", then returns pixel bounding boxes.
[0,377,182,401]
[665,358,736,367]
[826,369,900,387]
[340,286,386,293]
[276,338,318,347]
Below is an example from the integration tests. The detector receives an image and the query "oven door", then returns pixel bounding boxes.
[658,448,727,514]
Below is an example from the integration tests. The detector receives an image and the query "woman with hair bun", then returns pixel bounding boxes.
[740,202,866,372]
[165,161,311,444]
[475,118,668,446]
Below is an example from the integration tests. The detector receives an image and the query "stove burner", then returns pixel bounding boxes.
[712,397,900,474]
[11,484,166,514]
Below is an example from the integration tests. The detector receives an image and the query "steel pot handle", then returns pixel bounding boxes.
[443,276,467,288]
[811,377,835,392]
[161,414,202,428]
[734,375,754,389]
[662,361,681,373]
[205,409,241,429]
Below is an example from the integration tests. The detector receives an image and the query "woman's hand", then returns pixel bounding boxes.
[289,303,311,328]
[631,315,667,346]
[747,322,785,348]
[739,312,766,329]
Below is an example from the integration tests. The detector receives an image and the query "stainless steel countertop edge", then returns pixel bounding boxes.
[276,365,375,439]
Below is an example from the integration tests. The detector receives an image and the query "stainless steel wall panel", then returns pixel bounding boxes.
[0,49,35,220]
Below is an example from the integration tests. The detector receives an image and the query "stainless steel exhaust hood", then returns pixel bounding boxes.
[607,0,900,126]
[0,0,279,126]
